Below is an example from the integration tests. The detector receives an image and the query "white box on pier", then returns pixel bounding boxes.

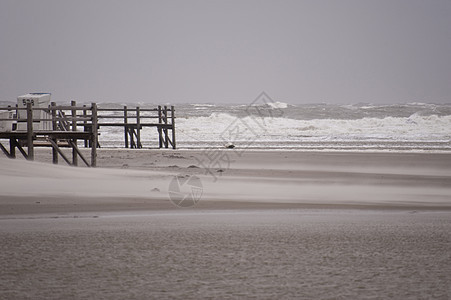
[16,93,52,131]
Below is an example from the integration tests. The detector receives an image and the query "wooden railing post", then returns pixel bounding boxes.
[163,106,168,148]
[136,106,141,148]
[26,102,34,160]
[51,102,57,130]
[71,100,78,166]
[124,106,129,148]
[158,105,163,148]
[51,102,58,164]
[91,103,98,167]
[9,138,16,158]
[171,106,176,149]
[83,105,88,147]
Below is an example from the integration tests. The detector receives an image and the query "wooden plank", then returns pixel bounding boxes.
[32,140,70,147]
[51,102,58,163]
[68,140,90,167]
[46,132,92,139]
[97,108,158,112]
[171,106,176,149]
[0,132,28,138]
[16,142,28,159]
[7,117,91,122]
[136,106,141,148]
[158,106,163,148]
[124,106,128,148]
[48,138,72,166]
[164,106,169,148]
[49,105,91,111]
[71,100,78,166]
[51,138,58,164]
[83,105,88,147]
[97,115,159,119]
[91,103,98,167]
[26,102,34,160]
[57,110,69,130]
[97,123,172,127]
[0,142,11,158]
[51,102,57,130]
[9,138,16,158]
[129,127,136,148]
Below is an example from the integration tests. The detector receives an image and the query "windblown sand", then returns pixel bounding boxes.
[1,149,450,298]
[1,149,451,213]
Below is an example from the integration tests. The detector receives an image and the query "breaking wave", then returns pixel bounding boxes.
[75,102,451,151]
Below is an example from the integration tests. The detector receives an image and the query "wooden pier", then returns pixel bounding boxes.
[97,105,176,149]
[0,102,176,167]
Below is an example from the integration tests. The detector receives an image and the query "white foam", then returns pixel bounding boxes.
[175,113,451,142]
[267,101,289,109]
[90,104,451,151]
[192,103,216,107]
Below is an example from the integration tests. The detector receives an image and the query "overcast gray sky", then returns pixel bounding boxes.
[1,0,450,104]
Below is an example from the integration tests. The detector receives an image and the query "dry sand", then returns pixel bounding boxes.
[1,149,451,215]
[1,149,451,298]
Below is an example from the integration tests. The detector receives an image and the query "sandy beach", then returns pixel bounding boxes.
[1,149,451,298]
[0,148,451,215]
[2,0,451,297]
[1,149,451,214]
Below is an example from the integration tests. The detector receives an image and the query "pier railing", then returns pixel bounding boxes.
[0,102,176,167]
[97,105,176,149]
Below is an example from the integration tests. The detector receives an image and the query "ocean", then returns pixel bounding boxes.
[95,101,451,151]
[2,100,451,151]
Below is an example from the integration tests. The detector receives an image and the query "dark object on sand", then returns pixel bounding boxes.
[226,144,235,149]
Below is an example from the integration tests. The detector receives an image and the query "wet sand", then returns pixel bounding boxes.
[1,150,451,298]
[1,210,451,299]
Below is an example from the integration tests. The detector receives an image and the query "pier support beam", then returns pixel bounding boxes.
[9,138,16,158]
[171,105,176,149]
[0,142,11,158]
[164,106,169,148]
[26,102,34,160]
[158,106,163,148]
[124,106,129,148]
[136,106,141,148]
[51,102,58,164]
[71,100,78,166]
[91,103,98,167]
